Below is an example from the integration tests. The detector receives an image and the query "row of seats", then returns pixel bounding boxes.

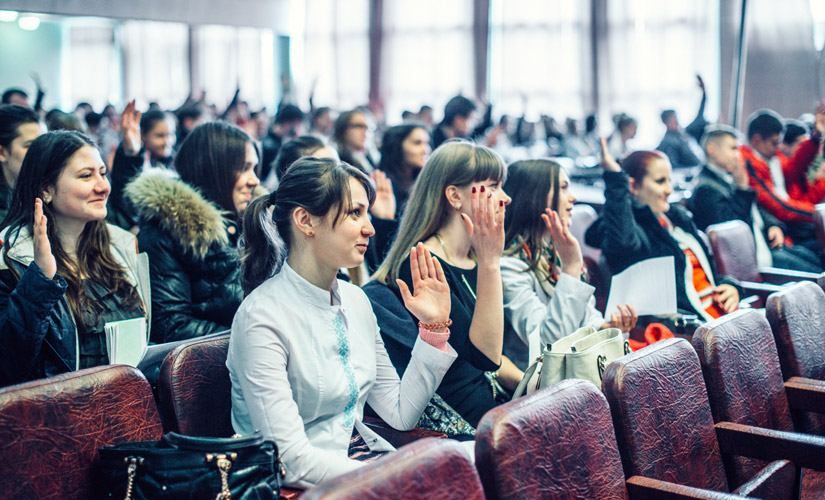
[0,281,823,498]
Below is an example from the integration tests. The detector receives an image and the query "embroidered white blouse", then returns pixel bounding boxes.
[227,263,457,488]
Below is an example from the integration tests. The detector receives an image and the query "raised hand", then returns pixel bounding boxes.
[815,99,825,134]
[713,284,740,313]
[541,209,583,277]
[33,199,56,279]
[396,243,451,324]
[696,74,705,92]
[369,170,396,220]
[460,185,505,265]
[599,137,621,173]
[120,99,142,156]
[604,304,638,333]
[767,226,784,249]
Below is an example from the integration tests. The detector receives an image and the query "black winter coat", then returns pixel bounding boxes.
[126,174,243,343]
[585,171,741,318]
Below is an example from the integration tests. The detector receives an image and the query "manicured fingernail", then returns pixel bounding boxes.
[472,187,476,193]
[480,186,485,193]
[499,200,504,207]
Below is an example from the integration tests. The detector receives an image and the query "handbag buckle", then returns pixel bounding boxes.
[206,452,238,500]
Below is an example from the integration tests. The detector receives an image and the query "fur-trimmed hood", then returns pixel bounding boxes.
[125,173,229,258]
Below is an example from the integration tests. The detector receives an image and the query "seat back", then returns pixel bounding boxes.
[692,309,795,488]
[158,334,233,436]
[0,366,163,498]
[602,338,729,492]
[302,438,484,500]
[766,281,825,382]
[476,379,627,500]
[707,220,761,283]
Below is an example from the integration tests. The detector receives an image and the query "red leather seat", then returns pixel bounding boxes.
[301,438,482,500]
[0,365,163,498]
[693,309,825,498]
[766,281,825,434]
[707,220,823,305]
[602,338,797,497]
[159,333,234,437]
[476,379,627,499]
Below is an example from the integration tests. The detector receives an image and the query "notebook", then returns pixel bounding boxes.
[104,317,148,367]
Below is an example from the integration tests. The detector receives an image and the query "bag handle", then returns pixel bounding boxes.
[163,431,264,451]
[512,357,541,399]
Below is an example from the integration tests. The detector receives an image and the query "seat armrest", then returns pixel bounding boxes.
[758,267,824,285]
[785,377,825,414]
[738,281,784,302]
[626,476,745,499]
[715,421,825,471]
[362,416,446,448]
[731,459,795,498]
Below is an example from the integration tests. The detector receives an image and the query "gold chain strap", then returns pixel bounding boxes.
[206,452,238,500]
[123,456,144,500]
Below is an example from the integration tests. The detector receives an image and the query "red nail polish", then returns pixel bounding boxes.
[499,200,504,207]
[472,187,477,193]
[480,186,485,193]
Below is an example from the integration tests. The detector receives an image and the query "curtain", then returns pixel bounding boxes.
[65,19,121,110]
[598,0,720,148]
[120,20,189,109]
[381,0,475,124]
[488,0,592,121]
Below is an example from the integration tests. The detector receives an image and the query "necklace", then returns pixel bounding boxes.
[433,233,477,301]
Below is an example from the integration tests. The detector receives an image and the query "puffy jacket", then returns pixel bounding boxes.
[0,224,148,386]
[126,174,243,343]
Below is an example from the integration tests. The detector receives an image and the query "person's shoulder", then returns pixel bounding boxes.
[500,254,530,273]
[106,223,137,247]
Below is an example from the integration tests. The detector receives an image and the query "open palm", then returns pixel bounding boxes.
[396,243,451,324]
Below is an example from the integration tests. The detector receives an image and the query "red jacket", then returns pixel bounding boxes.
[740,139,824,223]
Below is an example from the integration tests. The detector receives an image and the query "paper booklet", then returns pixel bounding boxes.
[604,256,678,318]
[104,317,148,367]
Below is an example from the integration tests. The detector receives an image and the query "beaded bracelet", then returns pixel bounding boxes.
[418,318,453,331]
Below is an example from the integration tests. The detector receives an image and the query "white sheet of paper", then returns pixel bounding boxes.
[105,317,147,367]
[604,256,677,318]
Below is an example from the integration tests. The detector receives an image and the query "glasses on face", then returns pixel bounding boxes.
[348,123,368,130]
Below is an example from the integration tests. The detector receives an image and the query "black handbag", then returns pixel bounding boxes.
[94,432,282,499]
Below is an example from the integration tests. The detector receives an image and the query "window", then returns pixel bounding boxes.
[120,20,189,109]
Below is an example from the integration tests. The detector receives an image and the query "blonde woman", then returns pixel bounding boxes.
[374,140,520,427]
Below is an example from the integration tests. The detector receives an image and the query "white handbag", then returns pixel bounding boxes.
[512,326,630,398]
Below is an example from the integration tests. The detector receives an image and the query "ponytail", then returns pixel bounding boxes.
[240,194,287,296]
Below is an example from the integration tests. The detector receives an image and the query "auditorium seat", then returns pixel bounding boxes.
[706,220,823,305]
[693,309,825,497]
[0,365,163,498]
[301,438,483,500]
[814,203,825,251]
[602,338,797,497]
[766,281,825,434]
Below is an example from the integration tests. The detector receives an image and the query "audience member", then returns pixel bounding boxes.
[607,113,637,160]
[585,140,742,321]
[376,123,431,214]
[231,157,456,488]
[374,140,519,427]
[0,105,44,221]
[309,106,333,139]
[265,135,338,190]
[125,121,260,343]
[431,96,477,149]
[501,159,637,370]
[334,109,376,172]
[690,126,822,272]
[656,75,708,168]
[260,104,304,182]
[0,131,147,386]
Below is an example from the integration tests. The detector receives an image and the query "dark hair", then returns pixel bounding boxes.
[333,109,363,146]
[622,150,668,184]
[84,111,103,129]
[503,159,562,271]
[701,124,739,151]
[660,109,676,124]
[377,124,428,190]
[419,105,433,114]
[442,95,476,125]
[616,113,637,132]
[584,114,597,134]
[45,111,84,132]
[310,106,330,124]
[176,105,203,123]
[1,131,142,319]
[746,109,784,140]
[140,109,169,136]
[175,121,255,214]
[783,119,809,146]
[275,104,304,125]
[1,88,28,105]
[0,104,39,149]
[273,135,325,181]
[240,157,375,294]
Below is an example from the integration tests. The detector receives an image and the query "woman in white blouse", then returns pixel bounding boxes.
[228,157,456,488]
[501,159,637,370]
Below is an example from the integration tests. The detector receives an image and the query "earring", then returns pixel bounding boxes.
[307,231,315,237]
